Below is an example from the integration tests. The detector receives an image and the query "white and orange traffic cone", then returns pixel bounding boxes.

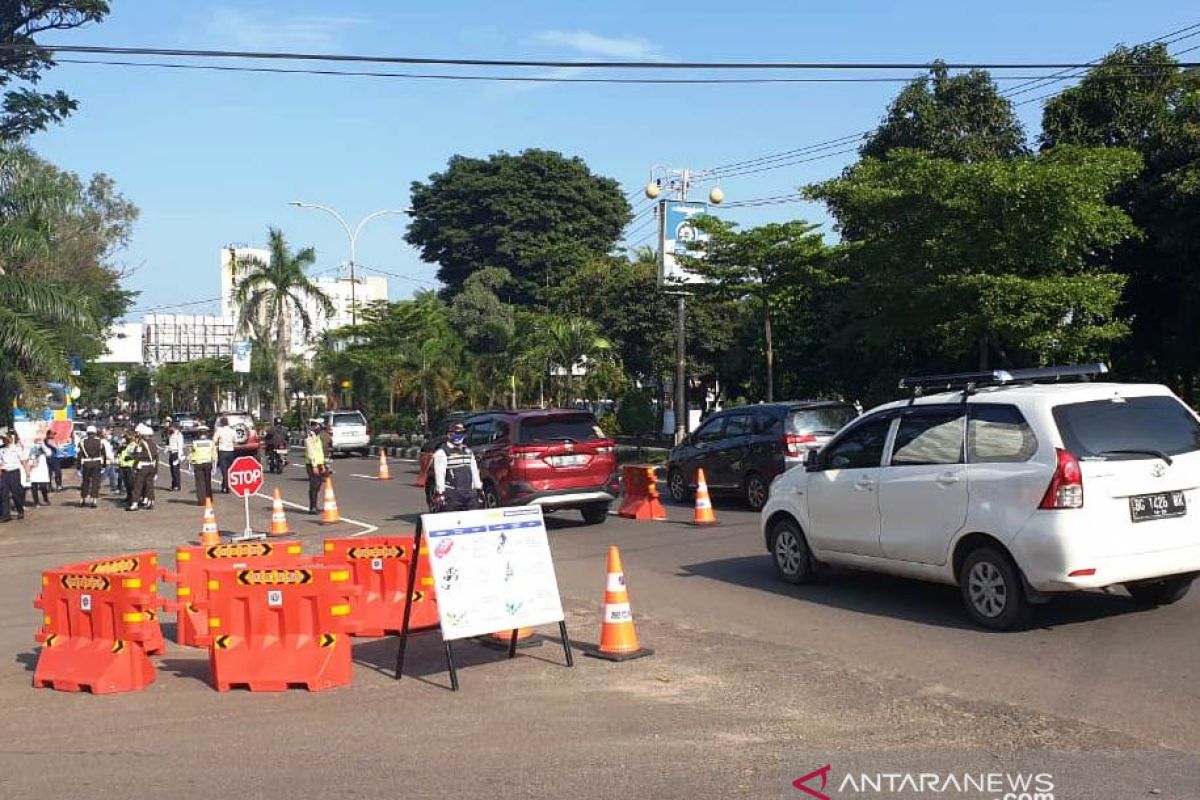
[320,476,341,524]
[268,488,291,536]
[586,546,652,661]
[691,467,718,526]
[199,497,220,546]
[377,450,392,481]
[479,626,542,651]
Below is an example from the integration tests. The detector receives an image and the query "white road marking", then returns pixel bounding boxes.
[176,459,379,537]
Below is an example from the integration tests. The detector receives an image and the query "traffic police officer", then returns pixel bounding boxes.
[190,424,217,505]
[304,419,328,514]
[77,426,106,508]
[432,422,483,512]
[129,424,159,511]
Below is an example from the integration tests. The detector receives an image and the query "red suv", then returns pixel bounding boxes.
[425,409,620,524]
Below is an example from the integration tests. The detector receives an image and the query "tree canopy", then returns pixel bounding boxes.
[405,149,631,305]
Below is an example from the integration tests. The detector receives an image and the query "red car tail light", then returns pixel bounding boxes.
[786,433,817,456]
[511,446,543,461]
[1039,448,1084,510]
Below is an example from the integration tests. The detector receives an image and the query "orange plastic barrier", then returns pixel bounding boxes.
[319,536,438,635]
[32,567,159,693]
[203,563,359,691]
[52,552,166,655]
[616,465,668,521]
[162,539,309,648]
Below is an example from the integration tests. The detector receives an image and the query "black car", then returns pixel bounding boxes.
[666,401,859,511]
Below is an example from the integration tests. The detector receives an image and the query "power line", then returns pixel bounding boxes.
[354,263,439,287]
[129,296,223,314]
[23,42,1200,70]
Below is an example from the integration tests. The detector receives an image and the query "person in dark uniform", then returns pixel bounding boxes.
[431,422,483,512]
[190,425,216,505]
[44,430,63,491]
[129,424,159,511]
[304,420,328,514]
[77,426,106,508]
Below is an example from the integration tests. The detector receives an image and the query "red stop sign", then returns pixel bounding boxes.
[228,455,264,497]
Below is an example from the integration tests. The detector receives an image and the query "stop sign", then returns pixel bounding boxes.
[228,455,264,497]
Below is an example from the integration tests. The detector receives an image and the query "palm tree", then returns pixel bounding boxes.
[233,227,335,417]
[534,315,611,405]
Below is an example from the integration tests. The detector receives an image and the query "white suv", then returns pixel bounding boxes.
[761,365,1200,630]
[320,410,370,456]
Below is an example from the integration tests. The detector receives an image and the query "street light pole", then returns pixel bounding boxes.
[288,202,406,328]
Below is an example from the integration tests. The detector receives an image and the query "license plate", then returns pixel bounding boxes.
[549,454,587,467]
[1129,491,1187,523]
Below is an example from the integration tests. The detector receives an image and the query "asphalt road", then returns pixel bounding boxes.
[0,452,1197,799]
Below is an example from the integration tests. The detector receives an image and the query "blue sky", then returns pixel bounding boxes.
[27,0,1200,317]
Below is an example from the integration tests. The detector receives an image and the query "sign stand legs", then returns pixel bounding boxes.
[394,521,458,690]
[230,493,264,542]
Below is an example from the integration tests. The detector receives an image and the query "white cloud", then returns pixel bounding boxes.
[203,7,367,50]
[534,30,667,62]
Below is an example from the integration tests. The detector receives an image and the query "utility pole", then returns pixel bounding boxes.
[645,167,724,445]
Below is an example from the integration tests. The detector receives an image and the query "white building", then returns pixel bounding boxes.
[96,322,144,364]
[142,313,236,365]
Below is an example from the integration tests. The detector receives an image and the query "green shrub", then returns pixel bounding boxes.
[616,388,655,435]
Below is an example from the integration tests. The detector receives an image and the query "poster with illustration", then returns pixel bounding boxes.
[420,506,565,641]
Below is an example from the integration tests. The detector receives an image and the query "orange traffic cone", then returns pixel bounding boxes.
[320,477,341,524]
[479,627,542,651]
[691,467,718,526]
[199,497,220,546]
[586,546,652,661]
[377,450,392,481]
[268,488,291,536]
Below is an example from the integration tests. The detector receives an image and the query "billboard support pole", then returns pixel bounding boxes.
[675,293,687,445]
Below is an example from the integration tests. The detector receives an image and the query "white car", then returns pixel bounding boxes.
[321,410,371,456]
[761,365,1200,630]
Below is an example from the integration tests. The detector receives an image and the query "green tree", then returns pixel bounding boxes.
[861,62,1028,163]
[0,2,110,139]
[529,314,612,405]
[233,227,334,416]
[406,149,631,304]
[805,147,1142,399]
[1041,44,1200,397]
[682,218,832,402]
[616,387,655,435]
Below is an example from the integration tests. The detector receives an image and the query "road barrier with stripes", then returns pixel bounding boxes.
[320,536,439,636]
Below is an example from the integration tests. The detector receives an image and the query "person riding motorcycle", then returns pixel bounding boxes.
[266,417,290,472]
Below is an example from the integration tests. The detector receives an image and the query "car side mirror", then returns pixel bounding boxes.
[804,449,822,471]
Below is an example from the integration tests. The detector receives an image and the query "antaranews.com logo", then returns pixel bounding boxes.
[794,765,1055,800]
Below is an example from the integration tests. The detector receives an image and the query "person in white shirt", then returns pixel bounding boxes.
[213,417,237,493]
[166,424,185,491]
[27,438,51,506]
[0,433,28,521]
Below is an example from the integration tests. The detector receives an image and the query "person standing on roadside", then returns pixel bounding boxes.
[101,427,117,493]
[214,416,236,493]
[44,430,63,492]
[190,424,217,505]
[129,423,158,511]
[166,423,184,491]
[432,422,483,512]
[26,436,51,507]
[304,420,328,514]
[1,432,28,521]
[77,425,106,509]
[117,429,139,507]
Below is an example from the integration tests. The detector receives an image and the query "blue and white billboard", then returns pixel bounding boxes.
[232,340,253,373]
[658,200,709,285]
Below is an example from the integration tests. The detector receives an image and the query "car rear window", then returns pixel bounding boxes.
[788,406,857,436]
[1053,395,1200,460]
[330,412,366,427]
[518,415,604,443]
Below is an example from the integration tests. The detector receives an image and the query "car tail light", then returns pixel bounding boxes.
[786,433,816,457]
[596,445,615,455]
[511,446,542,461]
[1039,448,1084,510]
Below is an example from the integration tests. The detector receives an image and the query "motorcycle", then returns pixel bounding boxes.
[266,447,289,474]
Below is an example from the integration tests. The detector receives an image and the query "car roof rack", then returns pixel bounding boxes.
[899,363,1109,399]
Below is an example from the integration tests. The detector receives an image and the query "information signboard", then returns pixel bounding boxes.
[420,506,565,641]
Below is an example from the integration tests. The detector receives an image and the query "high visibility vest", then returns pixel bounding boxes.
[305,433,325,467]
[191,438,215,465]
[117,442,138,468]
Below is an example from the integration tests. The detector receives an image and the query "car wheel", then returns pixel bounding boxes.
[745,472,768,512]
[960,546,1030,631]
[770,517,814,585]
[1125,575,1194,606]
[482,483,500,509]
[667,468,689,503]
[580,502,609,525]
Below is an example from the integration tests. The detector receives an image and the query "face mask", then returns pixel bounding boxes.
[450,433,466,445]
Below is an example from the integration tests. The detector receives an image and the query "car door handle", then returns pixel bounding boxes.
[854,477,875,490]
[936,473,962,485]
